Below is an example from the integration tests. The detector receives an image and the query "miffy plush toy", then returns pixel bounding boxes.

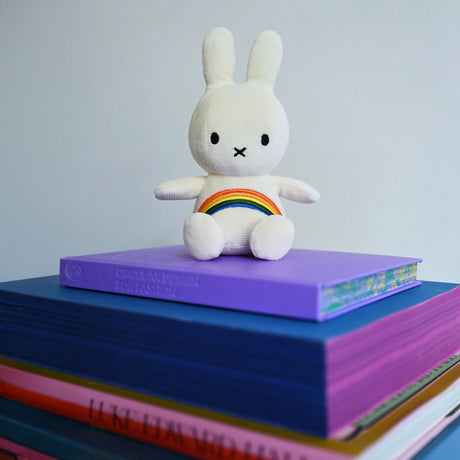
[155,27,319,261]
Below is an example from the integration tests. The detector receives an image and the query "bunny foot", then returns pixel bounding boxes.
[249,215,294,260]
[184,213,225,260]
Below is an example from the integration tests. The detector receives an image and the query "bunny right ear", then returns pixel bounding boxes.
[202,27,235,88]
[246,30,282,89]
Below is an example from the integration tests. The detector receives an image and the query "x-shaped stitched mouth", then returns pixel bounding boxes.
[233,147,247,157]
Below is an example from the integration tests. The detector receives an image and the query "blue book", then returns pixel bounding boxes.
[0,276,459,437]
[0,397,187,459]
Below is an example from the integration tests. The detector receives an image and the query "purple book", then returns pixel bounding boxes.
[60,246,421,321]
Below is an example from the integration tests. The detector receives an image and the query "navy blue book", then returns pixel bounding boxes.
[0,397,189,459]
[0,276,459,437]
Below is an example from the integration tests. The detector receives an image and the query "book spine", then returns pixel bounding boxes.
[59,258,319,320]
[0,365,350,460]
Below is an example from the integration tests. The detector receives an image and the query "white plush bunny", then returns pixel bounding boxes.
[155,27,319,260]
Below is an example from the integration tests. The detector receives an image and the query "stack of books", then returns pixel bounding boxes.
[0,245,459,460]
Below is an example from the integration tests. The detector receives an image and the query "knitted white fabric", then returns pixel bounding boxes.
[155,27,319,260]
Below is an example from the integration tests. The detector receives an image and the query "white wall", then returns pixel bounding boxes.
[1,0,459,283]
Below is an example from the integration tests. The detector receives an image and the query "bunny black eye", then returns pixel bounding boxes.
[210,132,219,144]
[261,134,269,146]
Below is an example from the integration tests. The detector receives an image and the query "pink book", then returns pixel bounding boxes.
[1,356,459,460]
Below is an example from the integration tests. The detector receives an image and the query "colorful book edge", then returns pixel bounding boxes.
[0,353,459,460]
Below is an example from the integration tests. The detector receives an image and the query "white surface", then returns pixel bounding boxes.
[1,0,459,282]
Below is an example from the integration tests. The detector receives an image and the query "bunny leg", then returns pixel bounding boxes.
[183,213,226,260]
[249,215,295,260]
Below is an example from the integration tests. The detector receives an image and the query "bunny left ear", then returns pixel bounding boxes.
[203,27,235,88]
[246,30,282,88]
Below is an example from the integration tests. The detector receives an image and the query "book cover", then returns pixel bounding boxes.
[0,353,459,460]
[0,277,459,437]
[59,245,422,321]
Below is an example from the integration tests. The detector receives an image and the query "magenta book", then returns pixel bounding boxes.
[59,246,421,321]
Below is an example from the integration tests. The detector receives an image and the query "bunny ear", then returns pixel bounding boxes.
[202,27,235,88]
[246,30,282,88]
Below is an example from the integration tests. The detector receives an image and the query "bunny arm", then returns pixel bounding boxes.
[273,176,320,204]
[155,176,206,200]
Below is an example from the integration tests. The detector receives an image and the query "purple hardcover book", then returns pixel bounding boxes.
[60,246,421,321]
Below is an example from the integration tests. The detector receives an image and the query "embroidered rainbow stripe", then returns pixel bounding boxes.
[198,189,282,216]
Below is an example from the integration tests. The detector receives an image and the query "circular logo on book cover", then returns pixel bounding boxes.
[64,262,83,281]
